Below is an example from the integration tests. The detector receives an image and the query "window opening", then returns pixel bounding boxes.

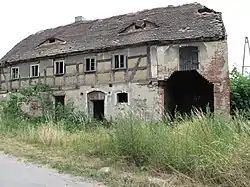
[54,60,64,75]
[114,54,126,69]
[117,92,128,103]
[135,22,146,30]
[49,38,56,43]
[85,58,96,72]
[30,64,39,77]
[11,67,19,80]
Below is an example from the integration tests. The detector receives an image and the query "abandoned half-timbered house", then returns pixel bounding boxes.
[0,3,230,119]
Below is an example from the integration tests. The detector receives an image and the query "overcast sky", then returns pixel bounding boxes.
[0,0,249,71]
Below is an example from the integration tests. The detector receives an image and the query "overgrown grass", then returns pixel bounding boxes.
[0,111,249,187]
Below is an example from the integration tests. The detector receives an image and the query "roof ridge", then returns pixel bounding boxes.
[33,2,204,36]
[98,2,203,20]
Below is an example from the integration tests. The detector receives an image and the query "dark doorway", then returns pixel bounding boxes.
[54,95,65,120]
[55,95,65,107]
[164,70,214,117]
[93,100,105,120]
[87,91,106,120]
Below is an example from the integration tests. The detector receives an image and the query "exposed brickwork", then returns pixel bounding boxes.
[202,47,230,115]
[158,84,165,118]
[155,41,230,118]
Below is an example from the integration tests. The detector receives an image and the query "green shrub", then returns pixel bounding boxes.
[230,68,250,118]
[0,83,92,132]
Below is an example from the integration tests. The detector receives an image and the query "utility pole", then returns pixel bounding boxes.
[242,36,250,74]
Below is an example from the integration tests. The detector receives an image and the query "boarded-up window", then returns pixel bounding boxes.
[179,46,199,71]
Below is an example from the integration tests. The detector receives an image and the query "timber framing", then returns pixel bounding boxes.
[0,37,225,67]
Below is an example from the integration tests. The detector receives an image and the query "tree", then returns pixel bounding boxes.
[230,68,250,117]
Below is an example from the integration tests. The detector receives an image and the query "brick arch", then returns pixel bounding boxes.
[196,49,230,115]
[159,70,214,118]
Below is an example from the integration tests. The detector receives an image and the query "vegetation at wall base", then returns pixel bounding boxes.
[0,71,249,186]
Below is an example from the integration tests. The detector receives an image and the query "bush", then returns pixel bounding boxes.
[230,68,250,118]
[0,83,91,132]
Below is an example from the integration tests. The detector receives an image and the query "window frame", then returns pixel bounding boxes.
[54,59,65,76]
[11,67,19,80]
[30,64,40,78]
[84,57,97,73]
[115,91,130,105]
[112,54,127,70]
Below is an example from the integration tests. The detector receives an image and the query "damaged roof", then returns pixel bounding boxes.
[0,3,226,64]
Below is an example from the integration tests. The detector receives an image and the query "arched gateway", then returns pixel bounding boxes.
[163,70,214,117]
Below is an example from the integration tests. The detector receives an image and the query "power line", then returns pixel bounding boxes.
[242,36,250,74]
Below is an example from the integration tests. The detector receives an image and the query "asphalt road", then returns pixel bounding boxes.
[0,153,105,187]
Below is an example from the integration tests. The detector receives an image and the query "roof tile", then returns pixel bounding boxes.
[0,3,226,64]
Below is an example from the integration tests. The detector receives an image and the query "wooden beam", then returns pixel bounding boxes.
[129,56,142,81]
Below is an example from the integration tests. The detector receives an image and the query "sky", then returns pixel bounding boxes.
[0,0,250,72]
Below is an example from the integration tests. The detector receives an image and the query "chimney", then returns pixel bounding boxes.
[75,16,83,22]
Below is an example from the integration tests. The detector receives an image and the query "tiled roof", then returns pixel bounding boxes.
[0,3,226,64]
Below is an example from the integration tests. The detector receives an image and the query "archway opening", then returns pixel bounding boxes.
[164,70,214,118]
[87,91,105,120]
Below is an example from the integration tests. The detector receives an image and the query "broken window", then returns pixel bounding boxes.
[85,57,96,72]
[30,64,39,77]
[117,92,128,103]
[54,60,65,75]
[11,67,19,80]
[179,46,199,71]
[113,54,127,69]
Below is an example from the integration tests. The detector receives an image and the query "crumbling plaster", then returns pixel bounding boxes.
[61,82,160,120]
[1,40,230,119]
[150,40,230,115]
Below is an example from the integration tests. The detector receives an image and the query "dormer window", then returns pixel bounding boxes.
[119,20,159,34]
[37,37,66,47]
[49,38,56,43]
[134,20,146,30]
